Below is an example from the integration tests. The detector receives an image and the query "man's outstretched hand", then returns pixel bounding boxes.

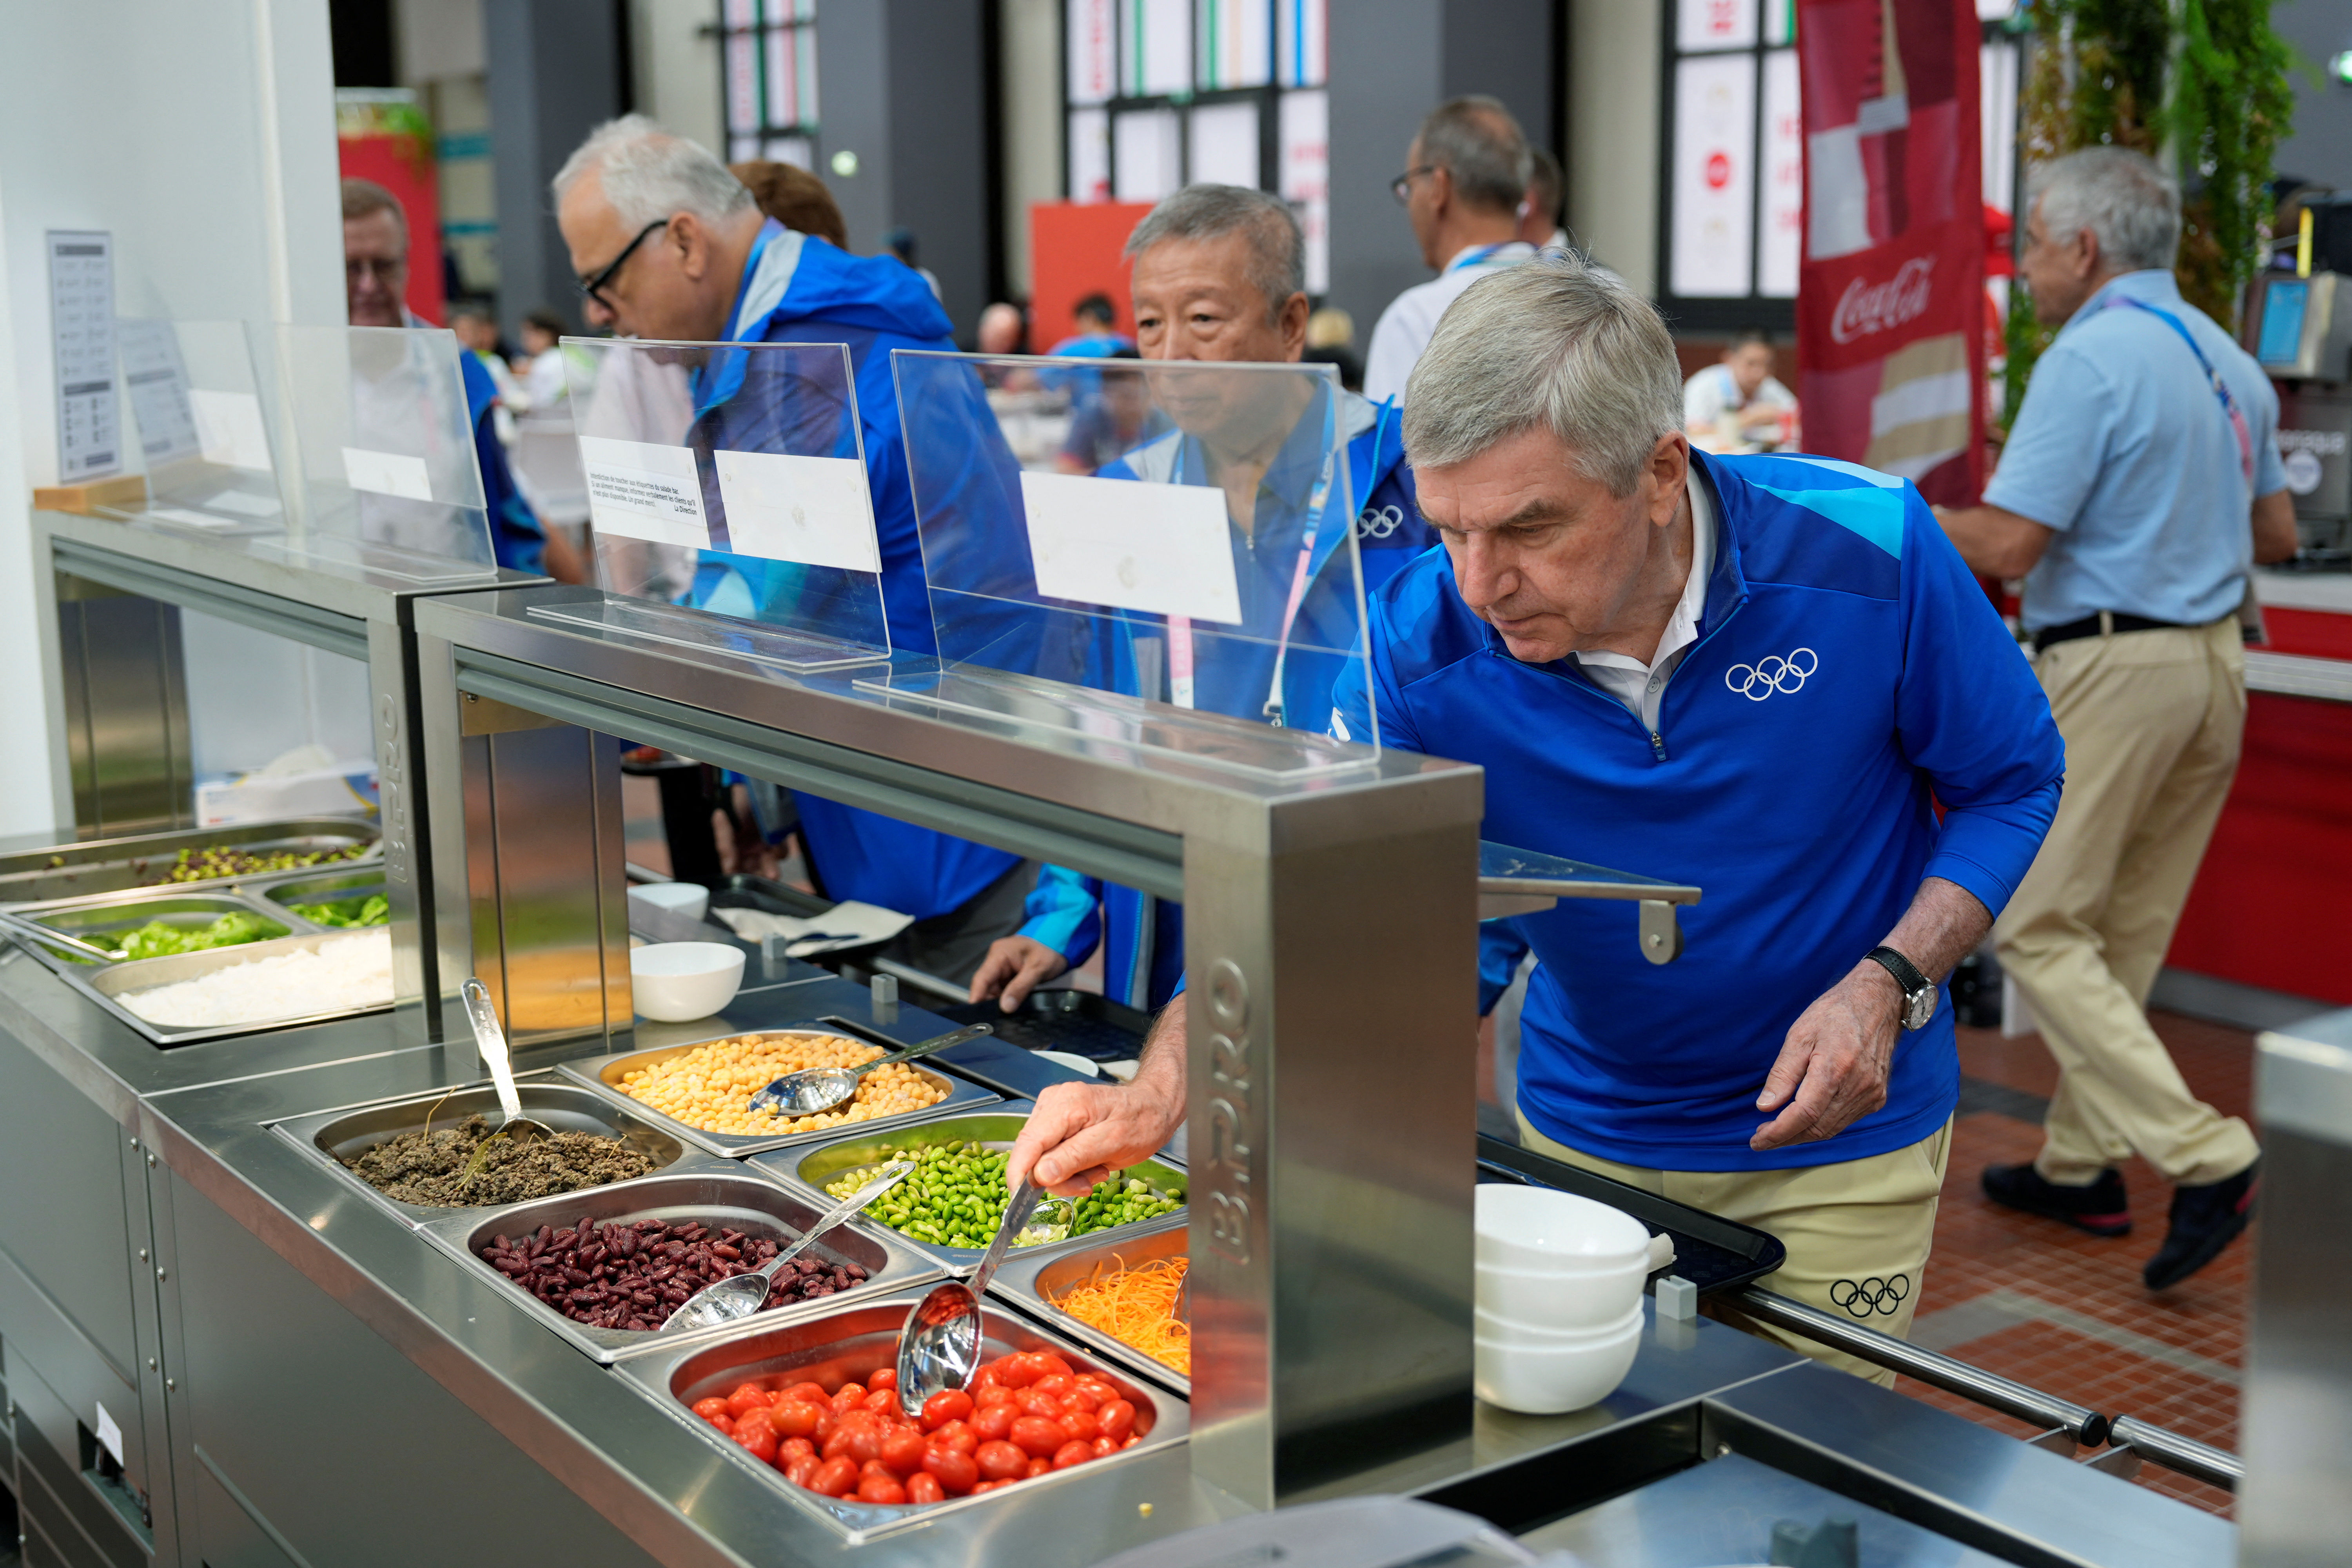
[1005,996,1188,1195]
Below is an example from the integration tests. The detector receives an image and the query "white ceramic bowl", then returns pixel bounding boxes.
[1474,1184,1651,1275]
[629,941,744,1022]
[1474,1299,1644,1349]
[1477,1254,1649,1330]
[1474,1311,1644,1415]
[627,880,710,923]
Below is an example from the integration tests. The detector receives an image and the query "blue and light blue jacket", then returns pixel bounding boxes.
[1013,388,1431,1009]
[688,220,1022,919]
[1337,451,2065,1171]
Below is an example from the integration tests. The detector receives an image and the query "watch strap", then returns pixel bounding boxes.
[1865,945,1930,1001]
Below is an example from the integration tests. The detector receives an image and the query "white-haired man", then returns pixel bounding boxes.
[1009,257,2066,1379]
[1938,147,2297,1290]
[552,116,1035,981]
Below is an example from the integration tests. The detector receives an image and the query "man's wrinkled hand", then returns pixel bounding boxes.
[967,936,1068,1013]
[1751,961,1902,1150]
[1005,1078,1184,1197]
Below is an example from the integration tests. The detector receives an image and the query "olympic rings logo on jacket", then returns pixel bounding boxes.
[1724,647,1819,701]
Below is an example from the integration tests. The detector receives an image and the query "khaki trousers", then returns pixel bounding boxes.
[1515,1111,1952,1386]
[1995,618,2260,1188]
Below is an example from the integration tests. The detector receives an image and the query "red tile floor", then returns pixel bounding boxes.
[1896,1011,2256,1516]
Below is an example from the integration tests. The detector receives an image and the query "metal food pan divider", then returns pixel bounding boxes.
[1475,1133,1786,1296]
[413,1167,944,1365]
[984,1212,1191,1396]
[0,815,381,904]
[613,1290,1187,1545]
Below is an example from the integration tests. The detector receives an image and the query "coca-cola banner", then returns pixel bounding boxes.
[1796,0,1985,506]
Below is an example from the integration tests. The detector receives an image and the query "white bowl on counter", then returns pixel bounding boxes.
[1474,1184,1651,1275]
[1474,1307,1645,1415]
[1476,1255,1649,1329]
[1473,1299,1643,1349]
[627,880,710,923]
[629,941,744,1022]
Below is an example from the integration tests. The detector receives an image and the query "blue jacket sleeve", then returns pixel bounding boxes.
[1328,579,1428,752]
[1018,864,1103,967]
[1898,496,2065,917]
[1478,920,1530,1016]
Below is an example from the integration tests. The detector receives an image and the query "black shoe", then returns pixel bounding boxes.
[2143,1161,2259,1291]
[1982,1163,2133,1236]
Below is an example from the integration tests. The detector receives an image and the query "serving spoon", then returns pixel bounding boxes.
[748,1022,993,1117]
[894,1176,1048,1414]
[458,977,557,1172]
[661,1158,919,1333]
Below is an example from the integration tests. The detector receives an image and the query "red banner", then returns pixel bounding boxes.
[1796,0,1985,505]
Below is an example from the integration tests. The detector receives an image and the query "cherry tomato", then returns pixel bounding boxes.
[1052,1440,1093,1470]
[692,1396,730,1422]
[809,1408,837,1446]
[1058,1409,1100,1443]
[1092,1434,1120,1457]
[731,1407,776,1443]
[726,1383,770,1419]
[732,1423,777,1464]
[842,1423,887,1466]
[809,1455,858,1496]
[867,1366,897,1391]
[864,1388,900,1415]
[1032,1373,1074,1399]
[1025,1456,1051,1478]
[1016,1389,1062,1420]
[831,1382,867,1412]
[928,1419,977,1455]
[779,1436,815,1461]
[779,1381,830,1406]
[770,1399,823,1439]
[970,1403,1017,1442]
[906,1471,946,1505]
[857,1473,909,1505]
[860,1458,900,1482]
[1097,1399,1137,1441]
[879,1428,929,1475]
[922,1447,980,1495]
[703,1412,734,1435]
[969,1479,1000,1494]
[975,1440,1027,1481]
[1009,1416,1067,1459]
[784,1453,821,1488]
[992,1354,1038,1388]
[1033,1353,1076,1379]
[975,1384,1016,1409]
[1060,1386,1104,1414]
[972,1366,1002,1392]
[921,1389,974,1430]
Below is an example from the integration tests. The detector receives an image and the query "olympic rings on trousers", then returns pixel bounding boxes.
[1724,646,1819,700]
[1356,504,1406,539]
[1828,1274,1910,1318]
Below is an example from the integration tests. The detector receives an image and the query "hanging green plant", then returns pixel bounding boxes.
[2171,0,2298,327]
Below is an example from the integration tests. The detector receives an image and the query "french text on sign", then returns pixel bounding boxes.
[713,450,881,572]
[1019,470,1243,623]
[579,436,712,548]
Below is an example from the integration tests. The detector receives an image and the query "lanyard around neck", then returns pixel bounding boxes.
[2100,296,2255,487]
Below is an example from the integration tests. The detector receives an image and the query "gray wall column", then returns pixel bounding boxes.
[485,0,624,338]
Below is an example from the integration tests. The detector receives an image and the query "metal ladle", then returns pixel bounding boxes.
[894,1176,1047,1415]
[748,1022,994,1117]
[458,977,557,1171]
[661,1158,919,1334]
[0,912,126,964]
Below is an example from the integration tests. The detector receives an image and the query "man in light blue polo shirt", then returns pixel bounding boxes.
[1938,147,2298,1292]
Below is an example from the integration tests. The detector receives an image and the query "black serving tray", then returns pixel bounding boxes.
[926,989,1151,1063]
[1475,1134,1785,1298]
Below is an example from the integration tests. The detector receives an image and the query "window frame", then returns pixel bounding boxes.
[717,0,821,169]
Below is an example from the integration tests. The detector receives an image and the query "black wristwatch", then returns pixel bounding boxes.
[1866,946,1938,1031]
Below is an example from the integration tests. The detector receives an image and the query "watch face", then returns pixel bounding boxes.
[1905,987,1938,1031]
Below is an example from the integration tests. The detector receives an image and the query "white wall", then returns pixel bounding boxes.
[1566,0,1661,296]
[999,0,1063,301]
[0,0,343,834]
[631,0,724,158]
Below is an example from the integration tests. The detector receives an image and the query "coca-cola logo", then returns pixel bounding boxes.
[1831,257,1936,344]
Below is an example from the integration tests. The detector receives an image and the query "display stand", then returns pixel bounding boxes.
[93,318,289,538]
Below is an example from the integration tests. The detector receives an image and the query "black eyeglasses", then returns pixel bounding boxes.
[1390,165,1439,205]
[577,218,670,309]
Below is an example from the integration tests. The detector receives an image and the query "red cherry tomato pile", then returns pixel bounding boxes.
[688,1351,1144,1506]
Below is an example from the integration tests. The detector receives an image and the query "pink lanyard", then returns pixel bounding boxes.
[1166,543,1316,717]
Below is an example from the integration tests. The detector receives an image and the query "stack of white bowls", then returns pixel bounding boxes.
[1474,1184,1652,1414]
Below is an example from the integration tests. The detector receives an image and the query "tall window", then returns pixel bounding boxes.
[720,0,818,169]
[1064,0,1332,291]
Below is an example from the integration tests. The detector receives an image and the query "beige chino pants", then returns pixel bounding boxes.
[1996,617,2260,1189]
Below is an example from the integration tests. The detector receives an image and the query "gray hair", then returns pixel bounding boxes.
[2031,146,2181,274]
[1417,96,1532,216]
[552,113,754,229]
[1404,255,1684,496]
[1124,185,1304,320]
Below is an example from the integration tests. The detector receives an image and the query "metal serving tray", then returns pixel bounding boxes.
[559,1020,1002,1158]
[615,1290,1187,1545]
[271,1077,699,1229]
[5,887,304,969]
[757,1107,1188,1269]
[416,1169,942,1365]
[0,815,381,904]
[987,1213,1190,1396]
[61,926,395,1048]
[253,866,392,924]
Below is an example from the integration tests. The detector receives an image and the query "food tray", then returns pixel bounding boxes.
[416,1169,942,1365]
[987,1213,1190,1396]
[0,816,380,905]
[3,888,309,975]
[1476,1134,1786,1297]
[272,1077,700,1229]
[924,989,1151,1064]
[755,1108,1188,1269]
[615,1290,1187,1543]
[558,1020,1002,1158]
[253,867,393,924]
[52,926,397,1048]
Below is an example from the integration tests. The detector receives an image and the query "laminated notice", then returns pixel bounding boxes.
[1020,470,1241,623]
[713,449,880,572]
[341,446,434,502]
[189,388,274,472]
[580,436,711,548]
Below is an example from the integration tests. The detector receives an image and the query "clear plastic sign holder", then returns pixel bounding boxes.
[886,352,1378,780]
[97,318,290,537]
[267,324,498,583]
[538,337,890,673]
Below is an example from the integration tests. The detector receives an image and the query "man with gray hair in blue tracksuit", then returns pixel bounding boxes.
[1008,256,2065,1380]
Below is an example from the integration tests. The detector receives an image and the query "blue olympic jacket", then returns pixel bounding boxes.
[688,221,1022,919]
[1336,451,2065,1171]
[1013,390,1432,1009]
[458,352,547,575]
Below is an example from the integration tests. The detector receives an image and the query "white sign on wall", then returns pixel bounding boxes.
[1679,0,1757,53]
[47,230,119,480]
[1671,54,1757,298]
[1759,49,1804,298]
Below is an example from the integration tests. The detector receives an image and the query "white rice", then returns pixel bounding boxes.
[119,929,395,1028]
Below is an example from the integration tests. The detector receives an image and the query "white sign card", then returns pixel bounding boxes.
[188,388,275,472]
[116,319,203,467]
[94,1401,124,1465]
[579,436,712,548]
[200,488,282,519]
[712,450,880,572]
[341,446,435,502]
[1019,470,1242,624]
[47,230,120,479]
[145,505,248,532]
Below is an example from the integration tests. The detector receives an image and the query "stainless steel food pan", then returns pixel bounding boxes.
[418,1169,942,1364]
[252,867,392,925]
[272,1078,698,1229]
[614,1290,1187,1544]
[558,1024,1001,1158]
[986,1214,1191,1396]
[4,889,303,975]
[757,1109,1188,1269]
[0,816,380,904]
[62,927,394,1047]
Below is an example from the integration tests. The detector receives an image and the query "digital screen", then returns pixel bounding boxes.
[2258,280,2310,367]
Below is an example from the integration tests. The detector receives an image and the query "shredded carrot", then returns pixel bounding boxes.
[1052,1255,1190,1376]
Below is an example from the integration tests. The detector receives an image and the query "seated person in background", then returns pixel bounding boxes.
[1047,292,1135,358]
[730,158,849,249]
[1305,305,1363,392]
[976,301,1037,390]
[513,309,581,416]
[1053,348,1166,474]
[450,300,524,425]
[1684,328,1795,446]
